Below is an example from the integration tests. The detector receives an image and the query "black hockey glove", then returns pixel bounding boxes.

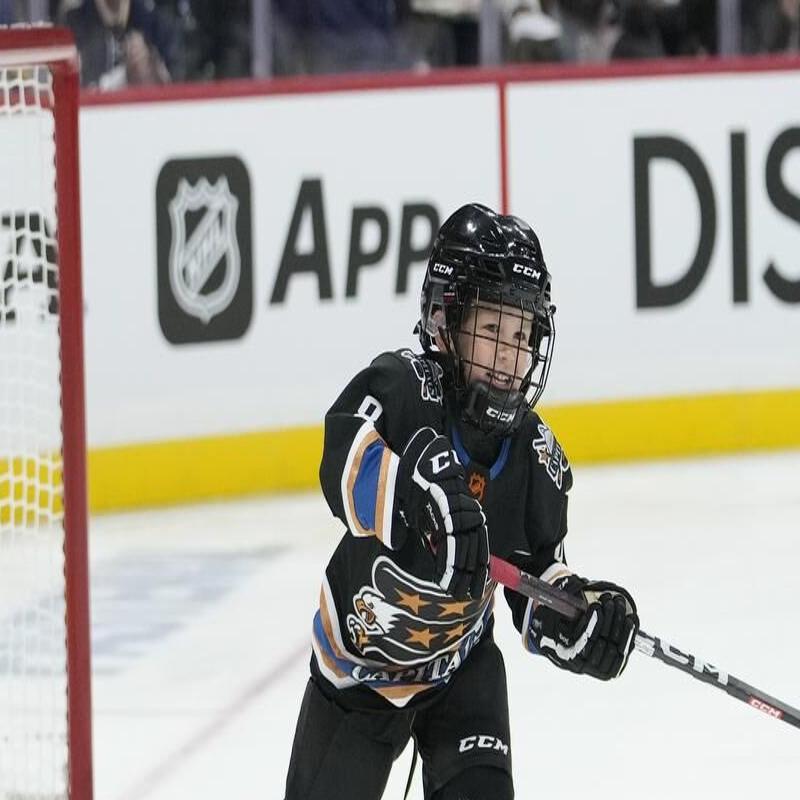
[528,573,638,680]
[397,428,489,600]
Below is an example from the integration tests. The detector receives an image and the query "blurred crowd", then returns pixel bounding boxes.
[0,0,798,89]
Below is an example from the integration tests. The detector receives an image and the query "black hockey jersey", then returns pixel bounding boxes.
[311,349,573,707]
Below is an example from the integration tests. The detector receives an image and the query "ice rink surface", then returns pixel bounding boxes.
[89,451,800,800]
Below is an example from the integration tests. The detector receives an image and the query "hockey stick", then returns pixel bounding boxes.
[489,555,800,730]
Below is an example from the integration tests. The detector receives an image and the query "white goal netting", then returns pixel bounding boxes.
[0,58,69,800]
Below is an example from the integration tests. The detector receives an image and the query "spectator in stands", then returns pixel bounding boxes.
[32,0,800,88]
[647,0,693,57]
[647,0,799,57]
[0,0,48,22]
[742,0,800,54]
[409,0,481,67]
[272,0,310,75]
[398,1,460,70]
[297,0,414,74]
[611,0,665,59]
[552,0,618,61]
[508,0,563,62]
[54,0,179,88]
[181,0,250,80]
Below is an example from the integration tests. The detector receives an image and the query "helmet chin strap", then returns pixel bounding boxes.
[460,380,526,435]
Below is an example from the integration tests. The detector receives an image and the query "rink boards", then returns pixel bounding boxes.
[72,60,800,509]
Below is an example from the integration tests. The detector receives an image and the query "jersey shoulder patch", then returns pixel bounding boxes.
[526,414,571,491]
[376,349,445,405]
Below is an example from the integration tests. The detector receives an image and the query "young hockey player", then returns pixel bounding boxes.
[284,203,639,800]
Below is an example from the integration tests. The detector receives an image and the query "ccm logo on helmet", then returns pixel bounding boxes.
[512,263,541,280]
[486,406,515,424]
[432,262,455,277]
[459,735,509,756]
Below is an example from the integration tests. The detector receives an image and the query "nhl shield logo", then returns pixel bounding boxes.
[156,156,252,344]
[168,176,240,324]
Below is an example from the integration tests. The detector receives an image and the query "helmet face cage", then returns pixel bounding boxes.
[458,287,552,400]
[419,272,555,435]
[417,204,555,435]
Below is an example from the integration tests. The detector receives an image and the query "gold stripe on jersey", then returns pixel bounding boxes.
[312,629,350,682]
[319,588,344,657]
[374,443,397,547]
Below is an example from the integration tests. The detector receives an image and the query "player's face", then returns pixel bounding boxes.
[456,302,534,392]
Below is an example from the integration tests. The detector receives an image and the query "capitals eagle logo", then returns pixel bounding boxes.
[347,556,492,666]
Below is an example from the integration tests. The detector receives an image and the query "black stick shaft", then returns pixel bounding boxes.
[489,555,800,730]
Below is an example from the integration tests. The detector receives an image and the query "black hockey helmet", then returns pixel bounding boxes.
[417,203,555,435]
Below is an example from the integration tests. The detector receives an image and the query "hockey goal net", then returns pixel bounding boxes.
[0,27,92,800]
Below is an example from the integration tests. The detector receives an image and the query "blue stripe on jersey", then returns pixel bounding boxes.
[312,610,358,677]
[450,425,470,468]
[489,437,512,479]
[450,425,512,480]
[352,440,385,532]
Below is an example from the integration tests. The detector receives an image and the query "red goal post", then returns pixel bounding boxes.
[0,26,92,800]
